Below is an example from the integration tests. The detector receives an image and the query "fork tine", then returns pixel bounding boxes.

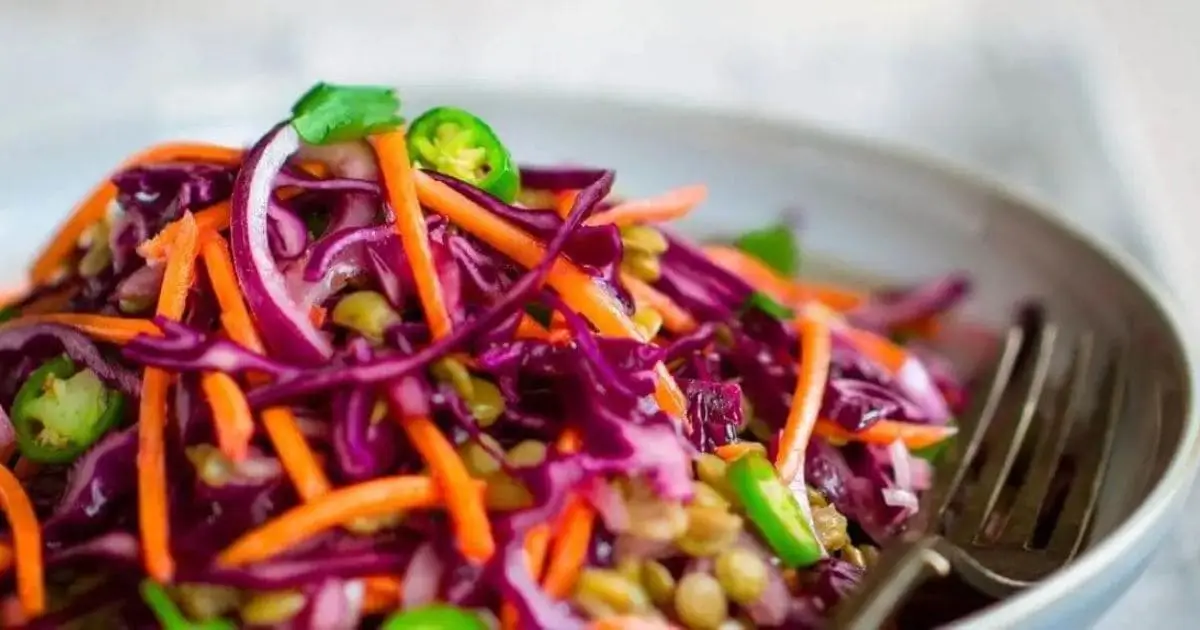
[998,333,1095,547]
[949,322,1058,543]
[928,326,1025,522]
[1046,347,1126,559]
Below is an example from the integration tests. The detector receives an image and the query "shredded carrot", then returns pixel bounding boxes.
[200,233,332,500]
[372,131,453,340]
[413,171,687,420]
[501,524,552,630]
[137,212,200,582]
[0,314,159,345]
[540,429,595,599]
[622,273,698,334]
[553,190,579,219]
[31,144,240,284]
[362,576,403,615]
[391,412,494,563]
[140,202,232,261]
[774,312,832,483]
[0,465,42,617]
[0,544,11,576]
[814,418,957,450]
[199,373,254,462]
[589,617,676,630]
[217,475,452,567]
[839,326,908,374]
[703,245,870,313]
[309,305,328,328]
[586,184,707,227]
[714,442,766,461]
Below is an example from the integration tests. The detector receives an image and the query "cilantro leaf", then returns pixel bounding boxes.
[290,82,404,145]
[742,291,794,320]
[734,223,800,276]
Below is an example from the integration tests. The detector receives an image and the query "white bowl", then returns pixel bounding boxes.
[1,86,1194,628]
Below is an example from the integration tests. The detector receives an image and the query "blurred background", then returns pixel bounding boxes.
[5,0,1199,626]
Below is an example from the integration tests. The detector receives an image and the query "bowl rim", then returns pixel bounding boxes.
[421,85,1200,626]
[11,80,1200,626]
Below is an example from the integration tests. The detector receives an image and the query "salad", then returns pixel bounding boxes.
[0,83,971,629]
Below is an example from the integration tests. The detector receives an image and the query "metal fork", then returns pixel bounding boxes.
[832,317,1126,629]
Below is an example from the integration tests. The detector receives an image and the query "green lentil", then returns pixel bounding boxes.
[573,568,651,619]
[458,437,503,478]
[691,482,731,510]
[466,377,505,426]
[812,503,850,552]
[632,306,664,340]
[174,584,240,621]
[240,590,306,626]
[714,548,768,606]
[641,561,676,607]
[484,472,533,511]
[505,440,547,468]
[331,291,400,341]
[620,225,668,256]
[695,454,736,502]
[622,251,662,282]
[674,573,728,630]
[675,506,743,557]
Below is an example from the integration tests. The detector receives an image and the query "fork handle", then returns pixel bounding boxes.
[832,535,952,630]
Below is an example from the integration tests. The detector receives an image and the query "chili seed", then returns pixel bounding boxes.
[674,572,728,630]
[331,291,401,342]
[186,444,235,487]
[573,568,651,619]
[676,506,743,557]
[240,590,306,626]
[641,561,676,607]
[714,548,768,606]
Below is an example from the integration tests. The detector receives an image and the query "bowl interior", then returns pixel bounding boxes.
[0,86,1191,624]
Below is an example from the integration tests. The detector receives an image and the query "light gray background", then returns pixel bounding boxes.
[4,1,1198,626]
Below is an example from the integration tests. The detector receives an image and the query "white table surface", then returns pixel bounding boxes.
[5,1,1200,627]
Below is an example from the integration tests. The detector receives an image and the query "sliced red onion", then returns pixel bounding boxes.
[584,478,629,533]
[402,542,444,607]
[881,487,920,512]
[267,201,311,261]
[889,439,913,491]
[298,579,361,630]
[0,407,13,455]
[895,357,952,424]
[910,457,934,491]
[230,123,332,365]
[304,226,393,282]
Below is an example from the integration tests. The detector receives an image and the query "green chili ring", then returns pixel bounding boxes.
[407,106,521,203]
[12,355,126,464]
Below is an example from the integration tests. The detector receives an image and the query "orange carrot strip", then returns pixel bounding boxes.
[0,314,159,345]
[0,465,43,617]
[703,245,868,312]
[839,326,908,374]
[501,524,552,630]
[586,184,707,227]
[391,412,494,563]
[0,543,11,576]
[372,132,453,340]
[541,429,594,599]
[714,442,766,462]
[553,190,579,219]
[140,202,232,261]
[199,234,332,500]
[362,576,403,615]
[775,312,832,483]
[414,172,687,419]
[138,212,200,582]
[541,496,595,598]
[32,144,240,283]
[622,273,698,334]
[199,372,254,462]
[589,617,676,630]
[217,475,451,567]
[814,418,957,450]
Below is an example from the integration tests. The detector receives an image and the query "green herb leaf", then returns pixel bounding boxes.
[912,420,956,463]
[0,306,18,324]
[524,303,554,327]
[290,82,404,145]
[735,223,800,276]
[743,291,794,321]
